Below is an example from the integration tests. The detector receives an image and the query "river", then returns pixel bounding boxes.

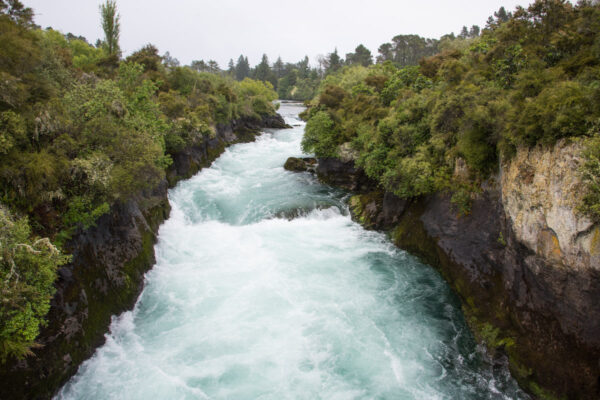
[57,103,528,399]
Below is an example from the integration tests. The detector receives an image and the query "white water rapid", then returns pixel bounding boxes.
[57,103,528,400]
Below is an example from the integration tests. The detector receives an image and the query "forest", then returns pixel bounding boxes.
[300,0,600,219]
[0,0,278,361]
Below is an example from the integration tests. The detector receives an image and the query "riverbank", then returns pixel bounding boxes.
[0,113,288,400]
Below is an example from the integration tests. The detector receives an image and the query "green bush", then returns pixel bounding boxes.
[301,111,339,158]
[0,207,70,362]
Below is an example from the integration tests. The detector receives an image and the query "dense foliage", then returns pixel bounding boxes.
[0,1,277,361]
[302,0,600,217]
[0,206,70,361]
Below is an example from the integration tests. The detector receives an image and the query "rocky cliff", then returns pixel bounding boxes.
[314,141,600,399]
[0,113,287,400]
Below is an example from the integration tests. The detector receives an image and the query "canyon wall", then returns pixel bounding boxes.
[316,140,600,399]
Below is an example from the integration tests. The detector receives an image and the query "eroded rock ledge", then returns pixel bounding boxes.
[0,112,287,400]
[306,146,600,399]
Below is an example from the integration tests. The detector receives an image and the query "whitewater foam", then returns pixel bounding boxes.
[56,103,528,400]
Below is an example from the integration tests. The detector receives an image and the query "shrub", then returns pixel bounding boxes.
[0,207,70,362]
[301,111,339,158]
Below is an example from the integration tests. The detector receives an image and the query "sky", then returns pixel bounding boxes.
[25,0,526,68]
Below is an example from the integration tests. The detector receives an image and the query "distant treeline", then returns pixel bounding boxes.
[188,11,505,100]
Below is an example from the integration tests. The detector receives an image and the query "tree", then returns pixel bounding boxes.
[469,25,480,37]
[377,43,393,63]
[163,51,179,68]
[0,0,33,25]
[227,58,235,76]
[325,48,343,75]
[495,6,510,22]
[390,34,438,66]
[190,59,208,72]
[459,26,469,39]
[273,56,284,79]
[126,44,162,72]
[207,60,220,73]
[346,44,373,66]
[99,0,120,57]
[297,56,310,79]
[254,54,276,87]
[235,55,250,81]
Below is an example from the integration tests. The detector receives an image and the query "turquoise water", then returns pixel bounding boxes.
[57,103,528,399]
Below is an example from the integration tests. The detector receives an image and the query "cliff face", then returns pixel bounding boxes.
[319,141,600,399]
[0,113,287,400]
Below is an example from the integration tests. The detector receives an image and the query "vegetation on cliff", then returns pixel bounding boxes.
[301,0,600,217]
[0,0,278,361]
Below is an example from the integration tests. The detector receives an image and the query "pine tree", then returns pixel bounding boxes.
[227,59,235,76]
[494,6,510,23]
[469,25,480,37]
[326,48,342,75]
[273,56,284,79]
[235,55,250,81]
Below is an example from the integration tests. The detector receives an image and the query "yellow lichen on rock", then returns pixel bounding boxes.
[501,140,599,271]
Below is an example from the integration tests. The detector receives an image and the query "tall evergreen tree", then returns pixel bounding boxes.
[326,48,342,75]
[469,25,481,37]
[297,56,310,79]
[235,55,250,81]
[254,54,276,87]
[99,0,120,57]
[273,56,284,79]
[227,58,235,76]
[494,6,510,22]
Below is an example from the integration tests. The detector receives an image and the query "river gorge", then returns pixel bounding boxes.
[55,103,527,399]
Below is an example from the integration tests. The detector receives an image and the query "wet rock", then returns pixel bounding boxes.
[261,113,292,129]
[316,158,375,192]
[283,157,317,172]
[273,204,333,220]
[349,191,408,230]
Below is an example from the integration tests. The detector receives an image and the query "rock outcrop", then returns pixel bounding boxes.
[316,157,375,192]
[502,140,600,278]
[283,157,317,172]
[312,142,600,399]
[0,113,286,400]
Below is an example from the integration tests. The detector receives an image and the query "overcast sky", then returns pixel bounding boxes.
[26,0,526,68]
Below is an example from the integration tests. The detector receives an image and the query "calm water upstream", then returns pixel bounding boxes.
[57,103,528,400]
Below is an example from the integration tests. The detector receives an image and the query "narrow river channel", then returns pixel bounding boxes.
[57,103,528,399]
